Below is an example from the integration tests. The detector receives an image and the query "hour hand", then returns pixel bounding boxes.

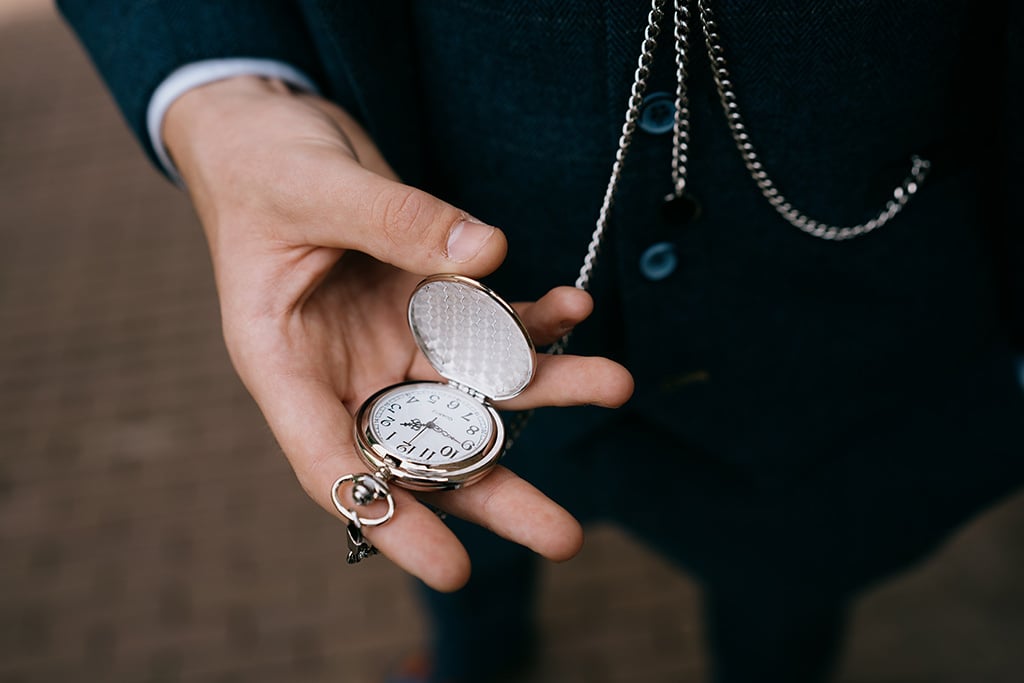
[400,418,432,443]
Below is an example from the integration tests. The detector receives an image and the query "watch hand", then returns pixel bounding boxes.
[409,418,433,444]
[398,419,432,443]
[424,421,463,445]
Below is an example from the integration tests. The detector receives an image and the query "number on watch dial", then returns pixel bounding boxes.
[369,384,492,464]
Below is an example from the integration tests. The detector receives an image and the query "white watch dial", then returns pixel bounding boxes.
[368,383,493,465]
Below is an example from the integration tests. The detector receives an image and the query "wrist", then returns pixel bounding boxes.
[163,76,292,183]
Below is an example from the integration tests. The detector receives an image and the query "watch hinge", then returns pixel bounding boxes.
[449,380,486,402]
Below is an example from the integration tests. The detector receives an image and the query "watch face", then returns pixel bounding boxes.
[367,383,494,465]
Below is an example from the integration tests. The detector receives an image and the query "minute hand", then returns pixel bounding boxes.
[424,421,464,445]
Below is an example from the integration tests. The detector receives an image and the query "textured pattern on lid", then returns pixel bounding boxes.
[409,276,535,401]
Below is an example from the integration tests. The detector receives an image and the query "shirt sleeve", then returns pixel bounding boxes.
[56,0,326,177]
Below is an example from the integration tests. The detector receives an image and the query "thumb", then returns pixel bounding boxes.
[301,164,508,278]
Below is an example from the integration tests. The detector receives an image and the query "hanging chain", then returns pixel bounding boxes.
[670,0,692,197]
[505,0,668,448]
[697,0,930,240]
[573,0,666,295]
[507,0,930,447]
[541,0,667,359]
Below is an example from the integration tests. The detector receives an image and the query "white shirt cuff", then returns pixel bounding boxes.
[146,58,319,187]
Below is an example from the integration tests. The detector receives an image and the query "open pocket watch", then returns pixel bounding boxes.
[331,274,536,563]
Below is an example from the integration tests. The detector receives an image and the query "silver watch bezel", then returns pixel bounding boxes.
[353,381,505,491]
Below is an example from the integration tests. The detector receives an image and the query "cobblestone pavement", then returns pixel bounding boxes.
[1,4,1023,682]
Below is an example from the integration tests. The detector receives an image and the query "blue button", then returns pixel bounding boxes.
[638,92,675,135]
[639,242,678,281]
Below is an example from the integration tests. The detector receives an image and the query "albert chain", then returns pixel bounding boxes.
[506,0,931,449]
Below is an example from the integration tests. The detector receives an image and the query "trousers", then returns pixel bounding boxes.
[416,407,863,683]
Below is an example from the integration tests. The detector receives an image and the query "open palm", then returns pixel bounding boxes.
[164,76,634,591]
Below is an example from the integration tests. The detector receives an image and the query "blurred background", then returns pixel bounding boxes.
[1,2,1023,682]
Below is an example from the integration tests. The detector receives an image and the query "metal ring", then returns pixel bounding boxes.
[331,474,395,527]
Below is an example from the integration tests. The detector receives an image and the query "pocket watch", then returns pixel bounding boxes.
[332,274,536,562]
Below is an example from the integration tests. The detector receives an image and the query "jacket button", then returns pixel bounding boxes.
[638,92,675,135]
[639,242,678,280]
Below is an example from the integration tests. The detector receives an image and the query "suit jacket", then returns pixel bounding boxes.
[60,0,1024,595]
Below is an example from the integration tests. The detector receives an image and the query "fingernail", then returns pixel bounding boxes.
[446,221,495,263]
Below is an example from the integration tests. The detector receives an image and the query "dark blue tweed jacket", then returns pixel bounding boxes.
[60,0,1024,593]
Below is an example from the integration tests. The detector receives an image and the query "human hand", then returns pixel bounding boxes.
[163,76,634,591]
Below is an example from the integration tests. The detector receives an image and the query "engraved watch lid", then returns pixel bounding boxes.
[408,274,536,402]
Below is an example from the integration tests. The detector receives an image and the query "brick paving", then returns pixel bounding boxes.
[0,4,1022,683]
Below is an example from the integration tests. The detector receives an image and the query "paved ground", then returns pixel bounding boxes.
[1,4,1023,682]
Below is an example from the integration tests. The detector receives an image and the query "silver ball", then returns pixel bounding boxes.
[351,474,388,506]
[352,482,375,506]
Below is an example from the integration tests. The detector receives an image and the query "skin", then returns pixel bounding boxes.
[163,76,635,592]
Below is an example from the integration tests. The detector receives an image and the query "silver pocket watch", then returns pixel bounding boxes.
[332,274,536,563]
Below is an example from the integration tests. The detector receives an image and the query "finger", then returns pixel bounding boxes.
[296,161,508,279]
[420,466,584,562]
[513,286,594,346]
[497,354,634,411]
[407,349,633,411]
[247,366,474,592]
